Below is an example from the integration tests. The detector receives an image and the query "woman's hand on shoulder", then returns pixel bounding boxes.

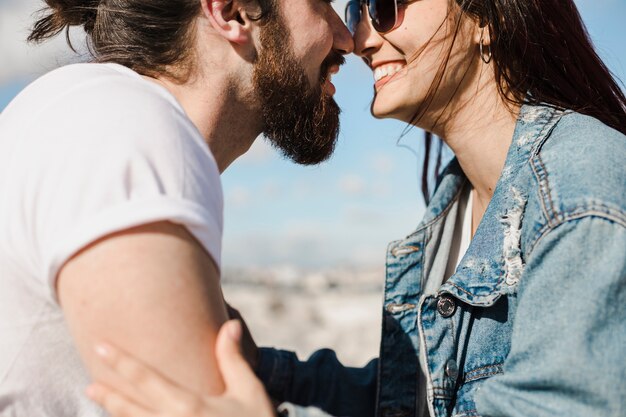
[225,302,259,370]
[87,320,276,417]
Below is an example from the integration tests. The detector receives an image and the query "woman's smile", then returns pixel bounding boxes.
[372,60,408,91]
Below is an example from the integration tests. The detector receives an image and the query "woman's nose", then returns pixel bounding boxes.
[352,8,383,64]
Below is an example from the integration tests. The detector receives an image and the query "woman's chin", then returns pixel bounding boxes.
[371,99,410,122]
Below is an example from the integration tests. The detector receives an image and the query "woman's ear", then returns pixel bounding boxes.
[201,0,252,45]
[474,22,493,64]
[472,20,490,46]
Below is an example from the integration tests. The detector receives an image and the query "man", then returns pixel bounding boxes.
[0,0,352,414]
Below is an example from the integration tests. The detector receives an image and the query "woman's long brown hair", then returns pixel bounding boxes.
[420,0,626,202]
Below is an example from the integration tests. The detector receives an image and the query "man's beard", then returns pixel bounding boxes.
[253,15,345,165]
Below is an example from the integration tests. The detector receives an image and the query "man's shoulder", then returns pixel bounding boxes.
[2,63,218,201]
[14,63,205,156]
[9,63,179,126]
[48,63,178,113]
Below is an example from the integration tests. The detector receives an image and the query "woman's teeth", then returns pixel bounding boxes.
[373,64,405,82]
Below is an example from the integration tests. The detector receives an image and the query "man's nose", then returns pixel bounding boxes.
[331,8,355,55]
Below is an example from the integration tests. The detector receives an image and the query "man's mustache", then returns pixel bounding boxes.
[320,51,346,82]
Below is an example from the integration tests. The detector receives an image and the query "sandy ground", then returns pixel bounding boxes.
[222,281,383,368]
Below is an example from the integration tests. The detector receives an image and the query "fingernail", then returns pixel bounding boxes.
[85,384,99,399]
[95,344,111,359]
[228,320,242,341]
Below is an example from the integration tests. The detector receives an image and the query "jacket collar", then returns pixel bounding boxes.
[421,104,566,306]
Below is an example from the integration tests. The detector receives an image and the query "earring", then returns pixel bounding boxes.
[479,29,492,64]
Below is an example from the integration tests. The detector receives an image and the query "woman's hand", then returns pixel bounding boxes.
[86,320,276,417]
[225,302,259,370]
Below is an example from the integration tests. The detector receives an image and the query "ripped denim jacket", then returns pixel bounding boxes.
[256,104,626,417]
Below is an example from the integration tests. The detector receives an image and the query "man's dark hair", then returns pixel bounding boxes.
[28,0,273,80]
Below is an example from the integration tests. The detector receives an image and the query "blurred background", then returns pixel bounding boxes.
[1,0,624,365]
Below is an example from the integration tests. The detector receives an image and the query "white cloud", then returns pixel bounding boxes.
[223,227,337,268]
[338,174,366,196]
[222,214,398,269]
[293,179,320,200]
[226,186,252,209]
[343,206,384,224]
[237,136,277,165]
[0,0,88,84]
[371,180,392,198]
[260,180,282,199]
[337,174,391,199]
[370,153,394,175]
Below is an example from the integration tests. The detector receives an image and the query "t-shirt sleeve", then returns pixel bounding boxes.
[25,78,223,302]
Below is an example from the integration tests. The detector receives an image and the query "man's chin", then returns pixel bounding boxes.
[265,131,339,165]
[252,13,341,165]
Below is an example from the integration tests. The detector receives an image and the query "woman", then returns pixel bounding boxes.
[87,0,626,416]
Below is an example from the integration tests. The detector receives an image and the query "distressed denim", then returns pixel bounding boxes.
[256,104,626,417]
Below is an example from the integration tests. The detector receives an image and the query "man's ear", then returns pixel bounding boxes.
[201,0,252,45]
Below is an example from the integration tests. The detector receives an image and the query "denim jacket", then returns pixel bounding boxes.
[256,104,626,417]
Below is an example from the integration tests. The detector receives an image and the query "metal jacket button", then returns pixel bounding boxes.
[445,359,459,381]
[437,295,456,318]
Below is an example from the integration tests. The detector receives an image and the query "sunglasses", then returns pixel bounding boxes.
[345,0,412,34]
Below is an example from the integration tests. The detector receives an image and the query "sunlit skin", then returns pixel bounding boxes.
[354,0,519,232]
[86,1,525,416]
[87,321,276,417]
[279,0,353,94]
[150,0,353,172]
[55,0,353,412]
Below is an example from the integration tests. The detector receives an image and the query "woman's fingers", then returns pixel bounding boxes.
[86,383,154,417]
[87,322,276,417]
[206,320,275,417]
[94,343,198,410]
[216,320,265,397]
[225,303,259,369]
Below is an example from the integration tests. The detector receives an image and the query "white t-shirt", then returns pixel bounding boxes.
[418,185,473,417]
[444,185,473,280]
[0,63,223,416]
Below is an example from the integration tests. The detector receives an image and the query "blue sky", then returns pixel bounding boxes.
[1,0,624,269]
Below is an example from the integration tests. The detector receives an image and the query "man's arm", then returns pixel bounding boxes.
[58,221,229,397]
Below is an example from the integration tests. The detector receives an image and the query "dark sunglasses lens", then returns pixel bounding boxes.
[345,0,362,34]
[369,0,397,33]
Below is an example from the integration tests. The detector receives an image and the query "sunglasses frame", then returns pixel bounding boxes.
[345,0,410,34]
